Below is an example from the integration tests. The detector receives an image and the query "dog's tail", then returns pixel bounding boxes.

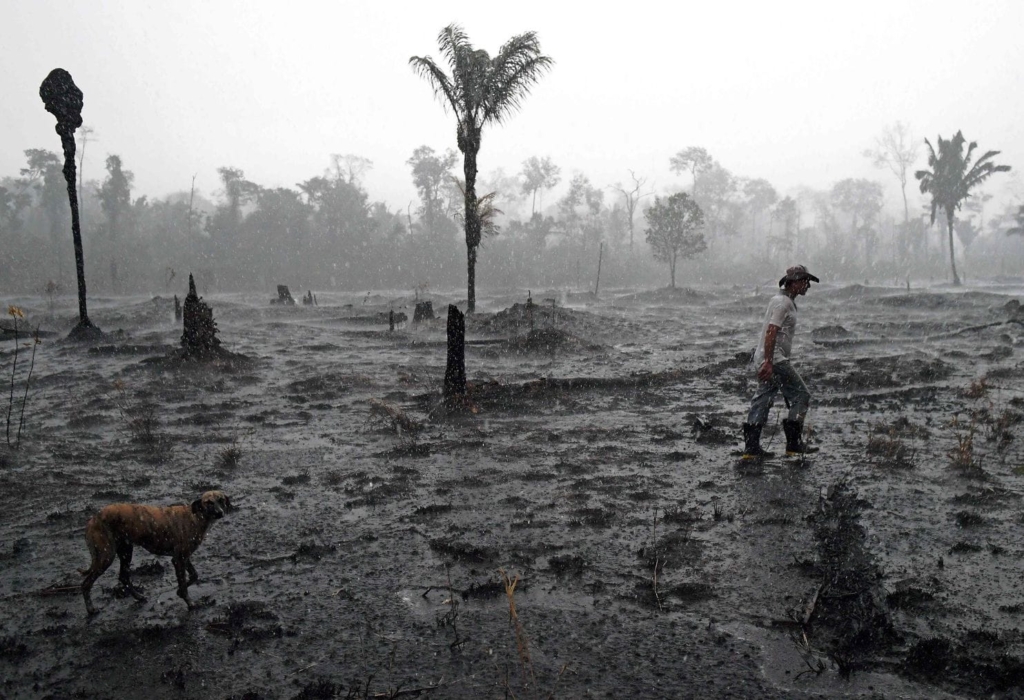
[80,515,111,577]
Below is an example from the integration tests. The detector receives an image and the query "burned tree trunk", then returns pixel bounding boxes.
[180,273,221,358]
[272,285,296,305]
[413,301,434,323]
[443,305,466,401]
[40,68,100,340]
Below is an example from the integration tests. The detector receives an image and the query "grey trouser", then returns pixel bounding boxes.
[746,361,810,426]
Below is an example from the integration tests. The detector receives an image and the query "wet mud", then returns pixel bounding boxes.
[1,283,1023,698]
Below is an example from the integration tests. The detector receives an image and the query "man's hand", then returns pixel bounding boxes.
[759,324,779,381]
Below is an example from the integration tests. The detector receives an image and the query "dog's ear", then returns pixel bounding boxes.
[191,499,202,515]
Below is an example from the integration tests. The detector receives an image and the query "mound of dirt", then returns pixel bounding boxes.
[502,327,602,355]
[471,302,634,343]
[612,287,708,305]
[811,324,853,340]
[868,290,1010,310]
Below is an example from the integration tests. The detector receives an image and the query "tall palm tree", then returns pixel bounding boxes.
[410,24,552,313]
[915,131,1010,285]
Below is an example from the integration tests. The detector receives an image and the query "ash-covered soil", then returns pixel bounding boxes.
[1,281,1023,699]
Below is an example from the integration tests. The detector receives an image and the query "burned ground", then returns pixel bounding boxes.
[1,283,1023,698]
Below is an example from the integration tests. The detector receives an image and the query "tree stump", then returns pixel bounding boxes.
[443,305,466,402]
[180,273,220,357]
[173,294,182,321]
[272,285,296,305]
[413,300,434,323]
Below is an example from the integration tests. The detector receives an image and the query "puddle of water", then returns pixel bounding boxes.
[723,621,962,699]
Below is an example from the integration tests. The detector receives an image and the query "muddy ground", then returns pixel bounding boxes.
[1,281,1023,699]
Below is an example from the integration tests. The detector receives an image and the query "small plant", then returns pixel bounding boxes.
[5,306,41,450]
[499,567,534,686]
[111,380,160,447]
[986,408,1021,455]
[435,564,465,650]
[712,498,725,521]
[866,426,916,469]
[948,413,983,475]
[367,397,422,435]
[964,377,989,400]
[43,280,61,318]
[215,442,242,470]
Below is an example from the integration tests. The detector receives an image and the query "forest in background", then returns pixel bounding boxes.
[3,129,1024,298]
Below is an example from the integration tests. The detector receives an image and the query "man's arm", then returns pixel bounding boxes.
[758,324,779,381]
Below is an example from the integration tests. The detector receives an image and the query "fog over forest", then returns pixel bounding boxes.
[3,1,1024,296]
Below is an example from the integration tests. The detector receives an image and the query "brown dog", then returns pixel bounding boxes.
[79,490,231,615]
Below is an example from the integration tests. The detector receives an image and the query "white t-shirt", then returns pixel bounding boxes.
[753,293,797,365]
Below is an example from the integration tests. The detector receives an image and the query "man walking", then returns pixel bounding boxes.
[742,265,819,458]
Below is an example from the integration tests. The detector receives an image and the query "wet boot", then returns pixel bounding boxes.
[782,419,818,456]
[742,423,771,459]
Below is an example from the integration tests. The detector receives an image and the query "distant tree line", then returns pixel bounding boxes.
[3,28,1021,299]
[2,137,1021,298]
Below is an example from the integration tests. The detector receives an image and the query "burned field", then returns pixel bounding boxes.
[1,282,1024,699]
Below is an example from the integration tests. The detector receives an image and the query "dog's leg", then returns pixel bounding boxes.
[185,560,199,588]
[172,556,194,609]
[115,539,146,602]
[81,517,116,616]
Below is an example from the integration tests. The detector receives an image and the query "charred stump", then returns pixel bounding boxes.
[272,285,296,306]
[180,274,221,357]
[413,301,434,323]
[40,68,100,341]
[443,305,466,402]
[302,290,315,306]
[389,310,395,332]
[173,294,182,321]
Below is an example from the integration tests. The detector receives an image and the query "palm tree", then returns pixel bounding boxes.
[410,24,552,313]
[915,131,1010,285]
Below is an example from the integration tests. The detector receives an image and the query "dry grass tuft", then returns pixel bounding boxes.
[216,444,242,470]
[866,427,916,469]
[948,414,983,475]
[963,377,989,400]
[368,398,423,434]
[500,568,534,686]
[112,380,160,447]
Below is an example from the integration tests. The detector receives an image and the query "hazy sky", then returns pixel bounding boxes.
[3,0,1023,217]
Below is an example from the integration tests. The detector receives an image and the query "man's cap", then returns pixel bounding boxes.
[778,265,820,288]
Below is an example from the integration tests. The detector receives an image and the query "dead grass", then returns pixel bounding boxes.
[963,377,989,400]
[499,568,535,689]
[215,443,242,470]
[948,413,983,475]
[866,425,916,470]
[111,380,160,447]
[367,397,422,434]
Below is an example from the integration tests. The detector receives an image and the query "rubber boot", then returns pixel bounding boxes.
[742,423,770,459]
[782,419,818,455]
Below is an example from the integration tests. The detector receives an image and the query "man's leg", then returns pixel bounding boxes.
[743,378,779,457]
[774,363,814,454]
[773,362,810,423]
[747,378,779,426]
